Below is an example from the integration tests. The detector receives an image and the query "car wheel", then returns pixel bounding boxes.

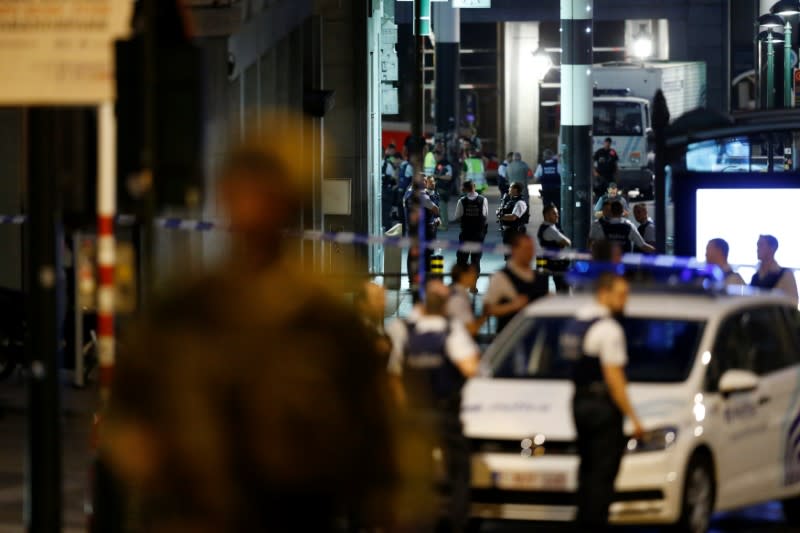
[782,495,800,524]
[674,454,715,533]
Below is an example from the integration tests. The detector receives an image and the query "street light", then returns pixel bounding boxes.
[772,0,800,107]
[771,0,800,16]
[759,29,785,108]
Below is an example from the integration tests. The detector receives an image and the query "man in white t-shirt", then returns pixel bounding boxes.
[560,272,643,529]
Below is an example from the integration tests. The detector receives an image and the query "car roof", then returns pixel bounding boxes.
[521,289,796,321]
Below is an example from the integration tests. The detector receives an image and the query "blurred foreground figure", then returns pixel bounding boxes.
[105,115,422,532]
[108,276,405,532]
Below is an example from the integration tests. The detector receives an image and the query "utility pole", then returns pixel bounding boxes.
[26,109,62,532]
[559,0,593,249]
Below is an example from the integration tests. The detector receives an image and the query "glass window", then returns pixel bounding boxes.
[490,316,705,383]
[593,102,644,136]
[708,307,796,387]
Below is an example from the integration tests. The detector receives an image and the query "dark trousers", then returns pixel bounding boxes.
[501,227,526,260]
[456,232,485,275]
[497,177,509,197]
[408,410,471,533]
[572,392,626,530]
[541,186,560,209]
[546,259,570,293]
[382,185,395,230]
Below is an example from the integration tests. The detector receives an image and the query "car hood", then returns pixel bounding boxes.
[461,378,691,441]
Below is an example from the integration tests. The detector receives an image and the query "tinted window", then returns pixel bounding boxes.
[491,316,704,383]
[593,102,643,136]
[709,307,796,384]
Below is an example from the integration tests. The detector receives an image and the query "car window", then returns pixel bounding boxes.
[490,316,705,383]
[708,307,795,388]
[780,307,800,365]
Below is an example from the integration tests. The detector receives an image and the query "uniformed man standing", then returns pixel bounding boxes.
[485,234,549,333]
[497,151,513,196]
[497,182,530,247]
[537,204,571,293]
[433,149,455,231]
[592,201,654,254]
[560,272,644,530]
[632,203,656,253]
[386,279,480,533]
[592,137,619,199]
[454,179,488,278]
[462,147,487,194]
[705,238,745,286]
[534,149,561,209]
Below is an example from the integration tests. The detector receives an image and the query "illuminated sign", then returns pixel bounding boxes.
[0,0,133,104]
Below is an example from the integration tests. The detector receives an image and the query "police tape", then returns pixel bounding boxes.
[0,213,727,269]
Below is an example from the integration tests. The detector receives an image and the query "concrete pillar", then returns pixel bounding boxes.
[434,1,460,137]
[560,0,593,248]
[503,22,540,161]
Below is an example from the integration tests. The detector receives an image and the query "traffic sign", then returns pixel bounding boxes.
[0,0,133,105]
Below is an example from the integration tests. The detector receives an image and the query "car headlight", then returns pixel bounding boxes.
[626,426,678,454]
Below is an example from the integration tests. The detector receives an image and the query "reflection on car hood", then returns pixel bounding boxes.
[462,378,690,441]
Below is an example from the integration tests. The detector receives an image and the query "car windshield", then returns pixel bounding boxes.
[490,316,705,383]
[593,102,644,136]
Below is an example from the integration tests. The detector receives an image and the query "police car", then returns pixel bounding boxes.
[464,264,800,531]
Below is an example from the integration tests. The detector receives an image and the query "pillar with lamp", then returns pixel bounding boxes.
[757,13,786,109]
[770,0,800,107]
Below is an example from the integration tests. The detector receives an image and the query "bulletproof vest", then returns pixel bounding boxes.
[540,159,559,187]
[751,268,788,289]
[537,223,561,251]
[600,218,632,253]
[496,267,549,333]
[403,320,465,412]
[397,162,412,191]
[405,188,437,234]
[500,195,530,229]
[559,318,604,388]
[634,220,652,253]
[460,195,486,236]
[381,159,395,188]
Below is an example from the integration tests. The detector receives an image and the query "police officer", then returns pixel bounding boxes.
[454,179,488,278]
[404,175,441,285]
[497,182,529,247]
[484,234,549,333]
[560,272,644,530]
[751,234,799,305]
[594,182,629,218]
[705,238,745,286]
[497,151,513,196]
[596,201,654,254]
[534,149,561,209]
[433,149,455,231]
[386,279,480,533]
[632,203,656,253]
[381,153,399,231]
[593,137,619,199]
[537,204,571,293]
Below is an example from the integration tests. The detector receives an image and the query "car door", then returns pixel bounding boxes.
[707,308,780,507]
[743,306,800,497]
[775,306,800,493]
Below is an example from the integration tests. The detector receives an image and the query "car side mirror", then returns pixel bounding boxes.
[718,369,759,396]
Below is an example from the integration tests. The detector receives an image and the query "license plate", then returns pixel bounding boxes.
[493,470,567,490]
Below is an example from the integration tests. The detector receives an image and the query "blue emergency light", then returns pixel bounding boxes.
[566,255,724,291]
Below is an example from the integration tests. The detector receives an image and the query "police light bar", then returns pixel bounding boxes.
[566,255,724,291]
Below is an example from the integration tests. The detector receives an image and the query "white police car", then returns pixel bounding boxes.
[464,275,800,531]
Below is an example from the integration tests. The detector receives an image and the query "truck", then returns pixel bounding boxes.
[591,61,706,199]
